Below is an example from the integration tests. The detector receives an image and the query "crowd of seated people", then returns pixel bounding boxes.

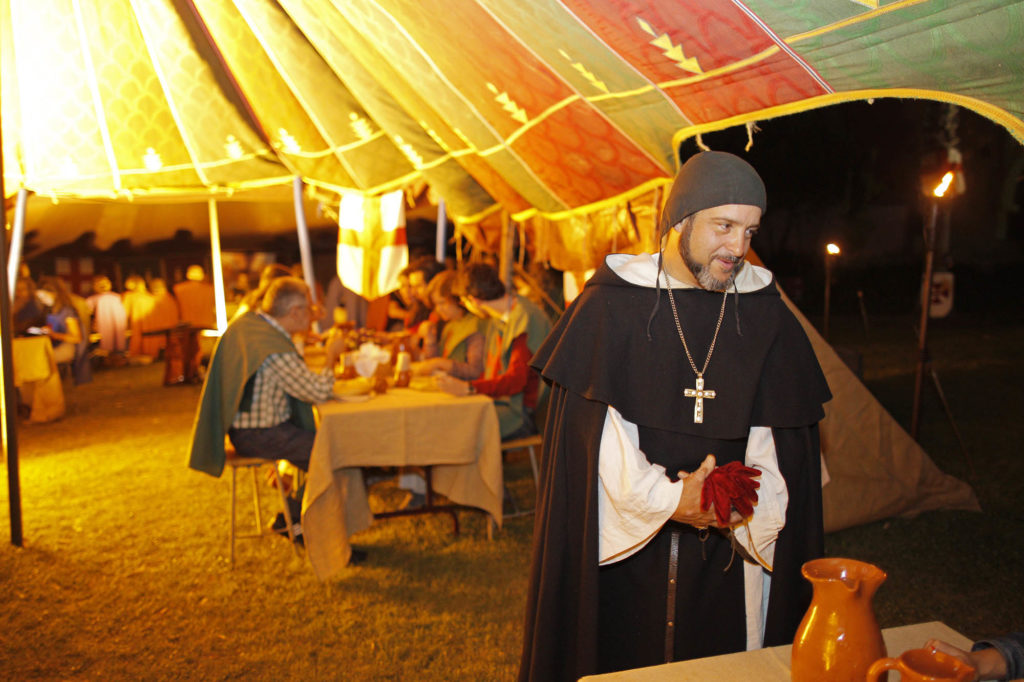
[9,256,558,429]
[382,256,554,506]
[7,265,217,388]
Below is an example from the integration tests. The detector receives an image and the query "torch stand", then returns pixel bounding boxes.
[909,202,973,474]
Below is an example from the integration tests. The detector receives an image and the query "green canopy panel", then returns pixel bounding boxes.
[3,0,1022,262]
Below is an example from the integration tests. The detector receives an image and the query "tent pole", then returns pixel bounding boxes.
[0,224,22,548]
[435,199,447,264]
[7,189,27,300]
[208,199,228,333]
[0,206,24,547]
[293,177,317,304]
[0,103,24,546]
[499,211,514,292]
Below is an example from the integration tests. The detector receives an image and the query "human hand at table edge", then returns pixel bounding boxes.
[925,639,1000,681]
[670,455,742,529]
[436,373,473,396]
[323,328,348,368]
[412,357,450,376]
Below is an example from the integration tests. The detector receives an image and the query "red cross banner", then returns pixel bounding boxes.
[337,190,408,301]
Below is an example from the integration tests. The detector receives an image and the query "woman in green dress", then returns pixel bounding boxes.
[412,270,484,380]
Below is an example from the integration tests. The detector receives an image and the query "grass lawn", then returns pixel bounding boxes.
[1,310,1021,680]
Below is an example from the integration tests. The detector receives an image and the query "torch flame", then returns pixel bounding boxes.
[933,171,954,198]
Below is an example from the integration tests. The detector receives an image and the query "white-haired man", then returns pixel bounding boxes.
[188,277,364,564]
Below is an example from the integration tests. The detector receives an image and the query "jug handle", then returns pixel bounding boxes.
[866,656,900,681]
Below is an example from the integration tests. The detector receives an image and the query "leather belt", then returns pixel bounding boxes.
[664,529,680,662]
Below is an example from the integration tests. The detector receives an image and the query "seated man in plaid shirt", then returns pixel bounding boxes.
[188,276,351,552]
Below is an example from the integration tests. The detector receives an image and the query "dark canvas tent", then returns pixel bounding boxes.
[3,0,1016,530]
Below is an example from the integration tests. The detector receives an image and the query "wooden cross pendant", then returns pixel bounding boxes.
[684,374,716,423]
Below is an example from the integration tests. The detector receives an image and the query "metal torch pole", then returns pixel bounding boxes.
[910,202,939,439]
[824,254,833,341]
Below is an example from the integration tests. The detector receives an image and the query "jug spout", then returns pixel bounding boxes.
[802,556,887,594]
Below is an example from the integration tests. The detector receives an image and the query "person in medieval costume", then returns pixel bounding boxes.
[436,262,552,441]
[86,275,127,354]
[412,270,485,381]
[142,277,181,358]
[187,277,364,565]
[518,151,832,680]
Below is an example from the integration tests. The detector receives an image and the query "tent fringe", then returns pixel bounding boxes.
[745,121,761,151]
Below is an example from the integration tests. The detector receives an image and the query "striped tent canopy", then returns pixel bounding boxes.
[3,0,1023,268]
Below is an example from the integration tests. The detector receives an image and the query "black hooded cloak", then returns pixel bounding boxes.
[518,261,831,681]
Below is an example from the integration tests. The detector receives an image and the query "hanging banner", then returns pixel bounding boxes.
[336,191,408,300]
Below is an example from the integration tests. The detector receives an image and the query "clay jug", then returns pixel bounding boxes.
[790,557,887,682]
[866,647,975,682]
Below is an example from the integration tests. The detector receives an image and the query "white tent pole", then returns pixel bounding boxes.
[293,176,317,302]
[7,189,28,300]
[208,199,228,333]
[435,198,447,264]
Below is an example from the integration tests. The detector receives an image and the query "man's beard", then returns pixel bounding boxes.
[678,223,742,291]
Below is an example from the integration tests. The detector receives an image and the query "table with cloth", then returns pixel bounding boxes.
[302,381,503,581]
[10,336,65,422]
[579,621,973,681]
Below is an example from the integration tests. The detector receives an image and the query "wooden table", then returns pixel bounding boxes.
[11,336,65,423]
[303,383,503,581]
[580,621,973,681]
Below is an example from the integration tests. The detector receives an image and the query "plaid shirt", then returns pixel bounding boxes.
[231,312,334,429]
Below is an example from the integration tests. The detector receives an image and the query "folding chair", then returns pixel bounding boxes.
[225,441,302,568]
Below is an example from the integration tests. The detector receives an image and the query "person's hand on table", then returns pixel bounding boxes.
[412,357,451,376]
[670,455,742,529]
[925,639,1001,681]
[411,358,436,376]
[436,373,474,397]
[417,318,437,342]
[323,328,348,368]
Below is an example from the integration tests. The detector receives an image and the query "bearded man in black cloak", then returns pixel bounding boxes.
[518,151,832,681]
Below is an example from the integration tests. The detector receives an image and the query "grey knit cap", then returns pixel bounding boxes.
[658,151,766,235]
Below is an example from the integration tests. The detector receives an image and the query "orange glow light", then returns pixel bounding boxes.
[933,171,954,198]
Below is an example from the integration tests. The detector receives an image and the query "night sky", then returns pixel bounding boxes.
[683,99,1024,315]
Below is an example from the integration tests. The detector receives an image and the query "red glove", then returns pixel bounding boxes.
[700,461,761,526]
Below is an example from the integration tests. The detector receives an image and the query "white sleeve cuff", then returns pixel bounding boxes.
[731,426,788,571]
[598,405,682,565]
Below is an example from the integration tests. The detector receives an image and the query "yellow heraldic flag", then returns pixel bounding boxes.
[336,190,408,300]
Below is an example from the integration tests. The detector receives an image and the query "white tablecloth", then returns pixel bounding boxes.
[580,621,973,681]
